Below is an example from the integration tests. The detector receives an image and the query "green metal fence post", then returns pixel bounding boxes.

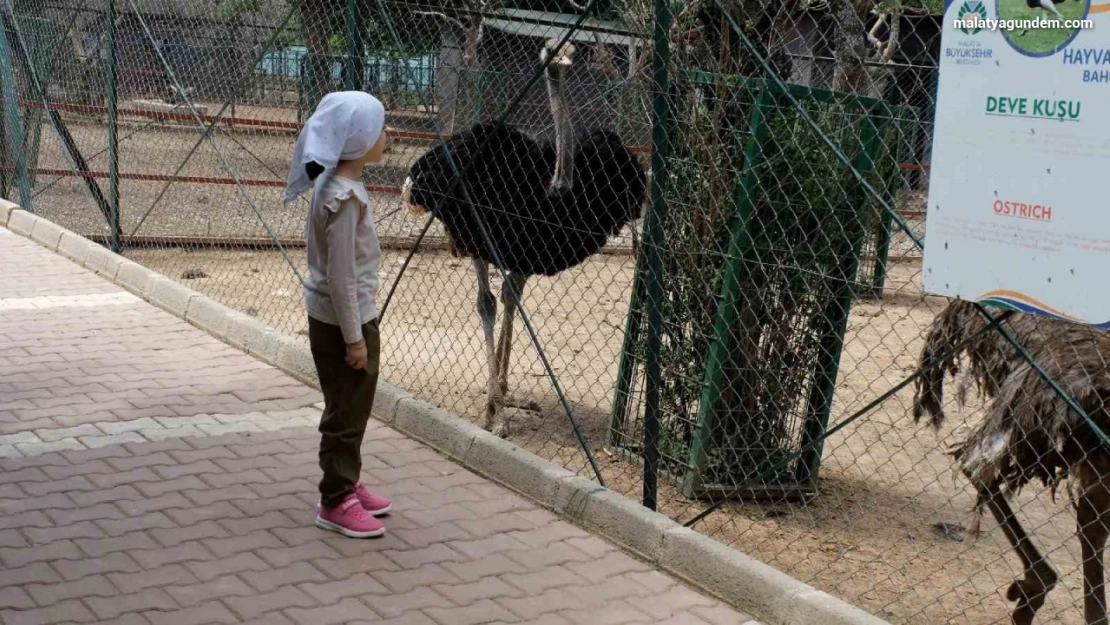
[640,0,672,512]
[105,0,121,253]
[868,105,909,297]
[682,86,775,498]
[0,18,31,212]
[794,110,883,487]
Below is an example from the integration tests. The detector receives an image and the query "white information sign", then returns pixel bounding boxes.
[922,0,1110,328]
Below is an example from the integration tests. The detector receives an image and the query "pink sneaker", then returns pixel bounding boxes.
[354,482,392,516]
[316,493,385,538]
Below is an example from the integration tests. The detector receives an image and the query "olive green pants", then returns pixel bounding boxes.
[308,316,380,509]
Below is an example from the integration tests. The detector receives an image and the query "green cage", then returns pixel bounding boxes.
[609,72,906,501]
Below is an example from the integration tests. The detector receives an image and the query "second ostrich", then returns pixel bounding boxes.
[914,299,1110,625]
[401,39,646,436]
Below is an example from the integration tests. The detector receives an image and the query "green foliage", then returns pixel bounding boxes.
[620,77,890,493]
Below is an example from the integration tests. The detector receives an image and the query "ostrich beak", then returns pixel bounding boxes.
[401,176,426,215]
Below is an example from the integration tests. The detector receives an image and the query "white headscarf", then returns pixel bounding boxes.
[283,91,386,205]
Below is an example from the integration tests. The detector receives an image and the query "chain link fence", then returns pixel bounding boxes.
[5,0,1110,624]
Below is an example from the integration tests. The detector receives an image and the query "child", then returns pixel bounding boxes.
[283,91,392,538]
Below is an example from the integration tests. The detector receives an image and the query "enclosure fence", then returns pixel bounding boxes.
[5,0,1110,624]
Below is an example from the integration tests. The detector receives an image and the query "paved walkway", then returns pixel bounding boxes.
[0,226,756,625]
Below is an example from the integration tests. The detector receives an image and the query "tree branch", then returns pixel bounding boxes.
[412,9,467,31]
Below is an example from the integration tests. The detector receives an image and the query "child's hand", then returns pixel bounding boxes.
[345,340,368,370]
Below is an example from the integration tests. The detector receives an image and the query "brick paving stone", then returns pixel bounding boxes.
[298,572,389,603]
[225,586,318,618]
[363,587,455,618]
[76,533,159,558]
[241,561,328,592]
[442,553,528,583]
[506,543,593,569]
[26,574,118,604]
[185,552,271,581]
[136,476,207,498]
[385,543,467,569]
[142,602,239,625]
[426,599,518,625]
[108,564,197,593]
[312,552,401,579]
[0,510,49,533]
[0,230,756,625]
[165,501,245,526]
[69,485,141,507]
[448,534,531,560]
[0,562,61,588]
[97,512,176,537]
[150,520,229,547]
[0,491,75,514]
[348,614,438,625]
[634,585,719,618]
[203,530,283,558]
[0,599,95,625]
[165,576,255,607]
[0,539,83,566]
[236,614,296,625]
[117,493,193,517]
[0,528,27,548]
[692,605,759,625]
[567,551,649,584]
[256,541,343,568]
[88,467,160,489]
[434,577,525,605]
[285,597,376,625]
[48,502,125,525]
[499,589,575,620]
[53,552,143,581]
[131,541,217,569]
[86,589,177,620]
[0,586,35,609]
[373,563,462,593]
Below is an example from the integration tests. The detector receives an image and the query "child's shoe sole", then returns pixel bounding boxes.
[365,503,392,516]
[315,515,386,538]
[316,501,392,517]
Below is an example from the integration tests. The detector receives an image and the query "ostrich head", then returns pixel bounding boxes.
[541,38,575,192]
[401,175,426,215]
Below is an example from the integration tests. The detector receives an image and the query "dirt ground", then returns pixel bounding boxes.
[19,115,1091,624]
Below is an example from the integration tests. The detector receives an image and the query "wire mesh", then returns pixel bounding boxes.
[7,0,1110,624]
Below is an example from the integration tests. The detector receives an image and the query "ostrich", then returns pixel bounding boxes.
[913,299,1110,624]
[1017,0,1078,36]
[401,39,646,436]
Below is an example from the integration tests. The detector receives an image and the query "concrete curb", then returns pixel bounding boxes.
[4,207,891,625]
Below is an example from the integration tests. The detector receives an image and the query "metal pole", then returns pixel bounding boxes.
[105,0,120,253]
[642,0,672,512]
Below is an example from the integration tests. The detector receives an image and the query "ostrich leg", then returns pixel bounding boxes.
[496,272,528,394]
[982,484,1058,625]
[1078,466,1110,625]
[490,271,529,437]
[474,259,501,430]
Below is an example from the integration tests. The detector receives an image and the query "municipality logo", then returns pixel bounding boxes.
[958,0,988,35]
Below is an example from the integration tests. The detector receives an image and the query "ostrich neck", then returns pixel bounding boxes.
[547,70,573,189]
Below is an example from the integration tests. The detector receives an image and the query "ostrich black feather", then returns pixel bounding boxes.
[404,122,646,277]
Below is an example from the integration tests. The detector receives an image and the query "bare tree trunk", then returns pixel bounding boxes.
[831,0,869,94]
[436,24,464,135]
[866,10,900,99]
